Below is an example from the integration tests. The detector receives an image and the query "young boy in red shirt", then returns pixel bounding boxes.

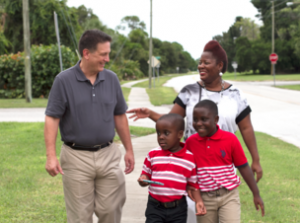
[138,114,206,223]
[186,100,265,223]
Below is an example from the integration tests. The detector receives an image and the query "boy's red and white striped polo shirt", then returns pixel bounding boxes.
[141,142,199,203]
[186,126,248,192]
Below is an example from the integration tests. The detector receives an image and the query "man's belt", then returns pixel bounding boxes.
[149,195,186,208]
[64,140,113,152]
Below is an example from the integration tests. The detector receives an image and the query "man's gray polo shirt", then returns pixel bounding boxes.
[45,60,128,145]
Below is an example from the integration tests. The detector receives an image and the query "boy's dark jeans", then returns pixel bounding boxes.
[145,195,187,223]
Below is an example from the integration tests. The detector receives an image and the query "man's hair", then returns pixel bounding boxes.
[203,40,228,73]
[78,29,112,57]
[157,113,185,131]
[194,100,218,116]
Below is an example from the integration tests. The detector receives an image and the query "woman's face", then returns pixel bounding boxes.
[198,51,223,83]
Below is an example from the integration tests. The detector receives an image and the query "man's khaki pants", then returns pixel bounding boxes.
[197,187,241,223]
[60,143,126,223]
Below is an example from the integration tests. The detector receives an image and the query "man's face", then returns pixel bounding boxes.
[193,107,218,137]
[86,42,111,73]
[156,120,183,153]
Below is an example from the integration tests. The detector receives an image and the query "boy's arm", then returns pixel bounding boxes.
[190,189,207,216]
[238,164,265,217]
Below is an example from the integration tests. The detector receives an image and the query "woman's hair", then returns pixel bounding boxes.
[203,40,228,73]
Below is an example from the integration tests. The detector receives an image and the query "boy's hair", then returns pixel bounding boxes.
[157,113,185,131]
[79,29,112,57]
[194,100,218,116]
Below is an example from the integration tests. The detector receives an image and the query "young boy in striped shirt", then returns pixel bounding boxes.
[186,100,265,223]
[138,114,206,223]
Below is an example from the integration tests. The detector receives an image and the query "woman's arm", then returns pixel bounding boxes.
[238,114,263,182]
[127,103,186,122]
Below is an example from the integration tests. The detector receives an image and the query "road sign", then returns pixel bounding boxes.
[269,53,278,64]
[147,56,160,68]
[231,61,238,69]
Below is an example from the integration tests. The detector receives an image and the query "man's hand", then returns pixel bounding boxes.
[124,150,135,174]
[254,195,265,217]
[137,174,150,187]
[251,161,263,183]
[45,156,64,177]
[195,201,207,216]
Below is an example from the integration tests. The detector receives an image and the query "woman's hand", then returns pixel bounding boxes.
[127,108,151,121]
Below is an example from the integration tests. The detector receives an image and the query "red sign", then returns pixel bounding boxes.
[269,53,278,64]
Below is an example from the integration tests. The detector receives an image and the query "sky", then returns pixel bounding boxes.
[66,0,263,60]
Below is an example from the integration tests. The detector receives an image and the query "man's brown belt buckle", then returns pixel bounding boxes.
[216,190,221,197]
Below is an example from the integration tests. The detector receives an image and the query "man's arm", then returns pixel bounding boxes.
[238,114,263,182]
[44,115,64,177]
[238,164,265,217]
[114,113,134,174]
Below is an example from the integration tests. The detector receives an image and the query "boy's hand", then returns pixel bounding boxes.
[195,201,207,216]
[254,195,265,217]
[137,174,150,187]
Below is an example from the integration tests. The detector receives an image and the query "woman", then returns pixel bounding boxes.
[127,40,262,221]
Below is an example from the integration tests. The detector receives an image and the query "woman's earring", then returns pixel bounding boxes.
[219,72,223,76]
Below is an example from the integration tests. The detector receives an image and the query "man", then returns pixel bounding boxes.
[44,29,134,223]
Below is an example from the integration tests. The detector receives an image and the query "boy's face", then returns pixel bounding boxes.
[156,119,183,153]
[193,107,219,137]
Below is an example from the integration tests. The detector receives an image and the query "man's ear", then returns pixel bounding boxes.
[82,48,90,60]
[214,115,219,125]
[178,130,184,139]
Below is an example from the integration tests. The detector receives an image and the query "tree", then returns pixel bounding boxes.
[121,16,146,31]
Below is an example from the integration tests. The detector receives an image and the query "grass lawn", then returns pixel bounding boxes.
[0,99,48,108]
[0,122,155,222]
[225,72,300,82]
[275,84,300,91]
[121,87,131,102]
[236,131,300,222]
[0,88,131,108]
[133,75,179,106]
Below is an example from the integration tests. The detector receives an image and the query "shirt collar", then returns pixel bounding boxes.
[75,60,106,83]
[160,142,186,158]
[196,125,222,141]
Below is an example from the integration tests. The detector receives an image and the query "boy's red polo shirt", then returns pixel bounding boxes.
[185,126,248,192]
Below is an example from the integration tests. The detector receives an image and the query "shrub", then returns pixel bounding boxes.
[0,44,77,98]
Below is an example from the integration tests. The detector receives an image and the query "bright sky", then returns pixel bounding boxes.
[66,0,262,60]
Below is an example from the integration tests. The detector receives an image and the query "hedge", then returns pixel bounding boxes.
[0,44,77,98]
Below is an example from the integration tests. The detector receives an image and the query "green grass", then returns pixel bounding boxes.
[1,123,300,222]
[133,75,180,105]
[0,123,155,222]
[225,72,300,82]
[0,99,48,108]
[114,126,156,142]
[121,87,131,102]
[275,84,300,91]
[0,88,131,108]
[236,131,300,222]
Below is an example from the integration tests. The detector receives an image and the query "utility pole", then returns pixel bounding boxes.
[148,0,153,89]
[23,0,32,102]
